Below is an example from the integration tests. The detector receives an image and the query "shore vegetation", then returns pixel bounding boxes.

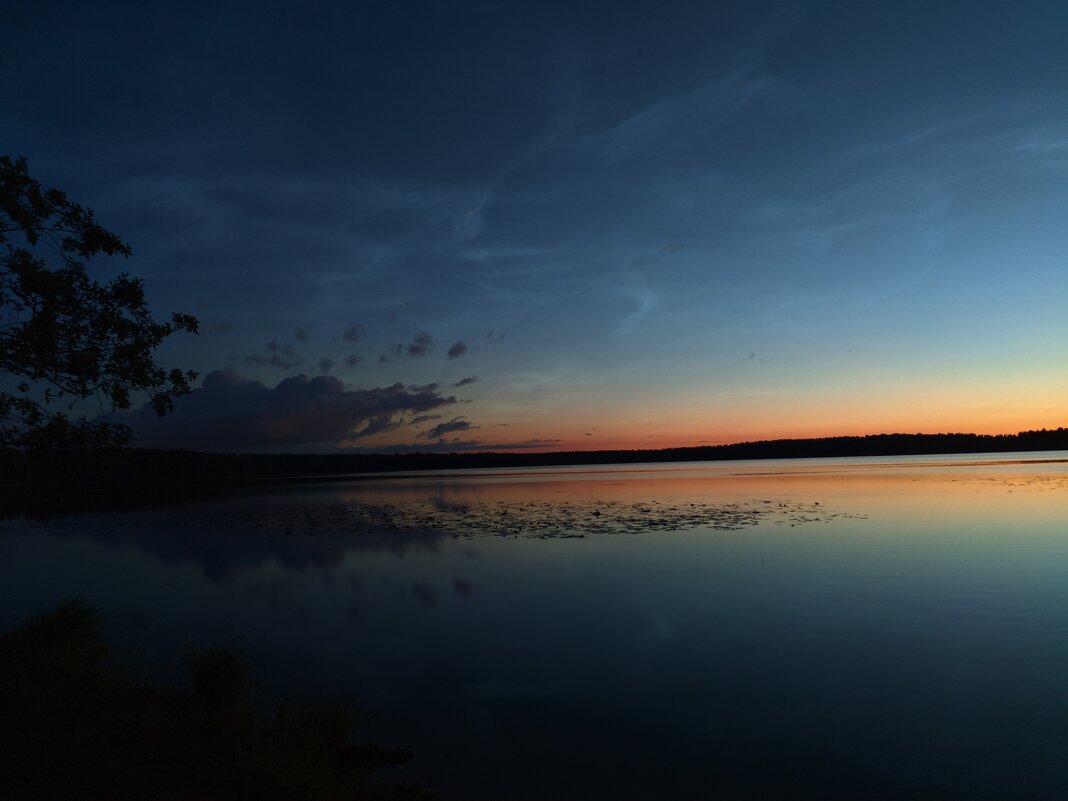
[0,601,429,800]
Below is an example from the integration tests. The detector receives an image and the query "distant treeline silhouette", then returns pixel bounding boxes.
[5,428,1066,487]
[3,428,1066,518]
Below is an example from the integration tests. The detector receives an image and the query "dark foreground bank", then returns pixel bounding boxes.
[0,601,431,801]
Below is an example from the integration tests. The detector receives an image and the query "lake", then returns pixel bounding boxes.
[3,452,1068,800]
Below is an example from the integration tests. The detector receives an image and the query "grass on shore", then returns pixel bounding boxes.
[0,601,431,801]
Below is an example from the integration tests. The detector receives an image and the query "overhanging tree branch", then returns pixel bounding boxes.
[1,154,198,452]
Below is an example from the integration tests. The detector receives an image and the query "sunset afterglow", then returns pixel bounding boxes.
[5,2,1065,453]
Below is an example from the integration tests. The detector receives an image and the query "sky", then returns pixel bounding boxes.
[4,0,1067,452]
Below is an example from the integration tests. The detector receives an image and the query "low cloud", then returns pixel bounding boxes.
[407,331,434,357]
[241,353,304,370]
[342,323,366,342]
[453,376,478,387]
[244,334,306,369]
[447,341,467,359]
[266,339,296,357]
[425,417,476,440]
[739,351,773,364]
[344,354,362,367]
[125,369,457,450]
[355,437,561,454]
[318,357,335,373]
[383,331,436,361]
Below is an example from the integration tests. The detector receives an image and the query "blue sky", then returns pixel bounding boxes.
[5,1,1067,451]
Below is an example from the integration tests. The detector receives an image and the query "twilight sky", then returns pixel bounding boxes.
[5,1,1067,452]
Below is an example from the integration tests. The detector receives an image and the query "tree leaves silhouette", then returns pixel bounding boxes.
[1,155,198,452]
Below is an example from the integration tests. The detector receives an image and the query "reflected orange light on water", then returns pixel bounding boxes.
[327,457,1068,536]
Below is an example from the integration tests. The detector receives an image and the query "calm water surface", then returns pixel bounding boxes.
[3,452,1068,800]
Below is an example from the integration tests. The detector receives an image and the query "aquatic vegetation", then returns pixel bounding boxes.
[238,496,866,540]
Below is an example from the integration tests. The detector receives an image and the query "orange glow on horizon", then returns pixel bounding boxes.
[358,372,1068,454]
[452,412,1068,454]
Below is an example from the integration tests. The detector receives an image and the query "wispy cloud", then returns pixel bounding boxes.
[600,64,776,163]
[425,417,477,440]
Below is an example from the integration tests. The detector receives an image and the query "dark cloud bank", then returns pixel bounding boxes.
[125,369,457,450]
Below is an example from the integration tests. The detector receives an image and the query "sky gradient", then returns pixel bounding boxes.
[5,1,1067,452]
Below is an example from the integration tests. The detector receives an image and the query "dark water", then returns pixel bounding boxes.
[3,452,1068,800]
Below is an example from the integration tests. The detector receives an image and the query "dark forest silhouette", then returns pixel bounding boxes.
[4,427,1066,487]
[94,427,1068,478]
[4,428,1065,519]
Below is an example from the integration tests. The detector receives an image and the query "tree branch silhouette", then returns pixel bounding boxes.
[1,155,198,458]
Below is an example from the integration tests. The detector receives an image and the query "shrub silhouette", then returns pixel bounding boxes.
[0,601,430,800]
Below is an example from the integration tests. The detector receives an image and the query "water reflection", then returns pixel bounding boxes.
[2,467,880,580]
[2,454,1068,800]
[23,513,450,580]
